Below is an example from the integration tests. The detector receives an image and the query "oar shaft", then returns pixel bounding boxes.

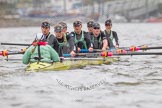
[63,53,87,57]
[139,47,162,50]
[1,43,30,46]
[80,49,101,53]
[3,56,106,62]
[61,57,105,60]
[63,53,101,57]
[123,46,162,51]
[4,57,105,61]
[7,51,24,55]
[80,49,115,53]
[101,52,162,57]
[114,52,162,56]
[0,51,24,56]
[80,46,162,53]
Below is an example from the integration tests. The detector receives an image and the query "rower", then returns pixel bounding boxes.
[38,21,61,56]
[91,22,108,50]
[87,20,94,36]
[54,24,76,57]
[22,33,60,64]
[104,19,119,49]
[58,21,68,34]
[70,20,93,52]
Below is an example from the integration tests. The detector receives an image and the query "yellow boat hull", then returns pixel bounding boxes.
[87,57,119,65]
[26,57,119,72]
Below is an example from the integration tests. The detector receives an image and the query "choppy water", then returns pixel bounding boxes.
[0,23,162,108]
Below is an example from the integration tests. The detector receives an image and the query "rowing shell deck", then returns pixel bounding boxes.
[25,57,120,72]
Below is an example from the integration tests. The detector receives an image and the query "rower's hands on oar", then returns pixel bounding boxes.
[88,47,93,52]
[102,46,108,51]
[70,50,76,57]
[115,45,119,49]
[77,47,81,52]
[32,41,39,46]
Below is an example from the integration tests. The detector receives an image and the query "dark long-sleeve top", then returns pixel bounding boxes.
[57,33,75,52]
[45,33,62,56]
[104,30,119,48]
[70,31,92,49]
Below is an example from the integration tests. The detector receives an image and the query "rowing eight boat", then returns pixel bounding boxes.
[26,57,120,72]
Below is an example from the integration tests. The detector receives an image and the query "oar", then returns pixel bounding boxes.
[80,46,162,53]
[4,58,22,61]
[3,57,105,61]
[64,51,162,57]
[101,52,162,57]
[0,50,24,56]
[118,44,148,49]
[1,42,30,46]
[79,49,111,53]
[63,53,101,57]
[119,44,162,51]
[60,57,106,61]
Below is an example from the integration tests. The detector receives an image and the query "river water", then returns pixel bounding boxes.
[0,23,162,108]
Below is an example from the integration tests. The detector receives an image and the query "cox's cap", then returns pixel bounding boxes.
[73,20,82,27]
[35,33,44,41]
[93,22,100,29]
[105,19,112,25]
[87,20,94,27]
[59,22,67,28]
[54,24,63,32]
[41,21,50,28]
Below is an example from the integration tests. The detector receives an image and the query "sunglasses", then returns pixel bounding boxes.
[73,21,81,26]
[74,25,81,27]
[94,27,100,29]
[55,30,62,33]
[88,25,93,28]
[105,24,112,26]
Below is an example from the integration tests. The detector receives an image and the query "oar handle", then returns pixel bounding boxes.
[80,49,101,53]
[80,49,89,53]
[63,54,71,57]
